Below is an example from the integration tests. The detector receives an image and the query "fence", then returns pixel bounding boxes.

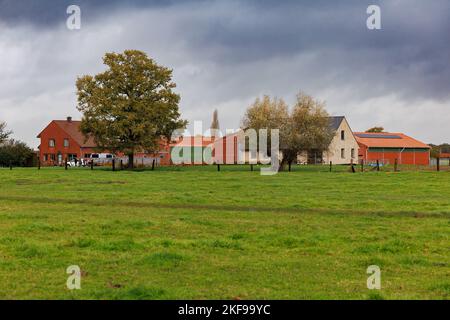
[4,157,450,173]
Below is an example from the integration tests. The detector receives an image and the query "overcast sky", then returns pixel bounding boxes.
[0,0,449,147]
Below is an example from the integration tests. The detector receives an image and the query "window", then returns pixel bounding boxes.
[50,154,56,161]
[64,139,69,148]
[351,148,355,159]
[49,139,55,147]
[84,154,91,159]
[341,130,345,140]
[43,154,48,161]
[341,148,345,159]
[91,154,99,158]
[106,154,113,159]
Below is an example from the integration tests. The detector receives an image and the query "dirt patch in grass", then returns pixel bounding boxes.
[0,195,448,219]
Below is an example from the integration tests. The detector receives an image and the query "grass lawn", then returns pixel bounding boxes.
[0,166,448,299]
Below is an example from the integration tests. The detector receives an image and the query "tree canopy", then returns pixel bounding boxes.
[0,139,34,167]
[366,127,384,133]
[241,93,334,170]
[76,50,186,167]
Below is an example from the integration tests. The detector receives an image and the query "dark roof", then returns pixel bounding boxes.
[355,133,402,139]
[328,116,345,131]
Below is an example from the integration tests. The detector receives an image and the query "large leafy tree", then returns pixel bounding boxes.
[76,50,186,167]
[241,93,334,170]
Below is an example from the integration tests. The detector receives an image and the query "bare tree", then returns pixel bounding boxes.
[0,121,12,144]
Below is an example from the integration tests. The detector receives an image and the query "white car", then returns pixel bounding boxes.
[88,153,114,165]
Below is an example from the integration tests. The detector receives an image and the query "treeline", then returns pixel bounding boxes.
[429,143,450,158]
[0,121,35,167]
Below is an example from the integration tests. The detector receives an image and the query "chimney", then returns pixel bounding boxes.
[67,116,72,122]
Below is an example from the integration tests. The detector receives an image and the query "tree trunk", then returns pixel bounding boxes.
[128,153,134,169]
[278,158,287,172]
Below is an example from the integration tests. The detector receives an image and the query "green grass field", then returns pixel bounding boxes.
[0,166,448,300]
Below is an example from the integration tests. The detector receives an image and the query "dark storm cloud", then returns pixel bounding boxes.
[0,0,204,26]
[0,0,449,146]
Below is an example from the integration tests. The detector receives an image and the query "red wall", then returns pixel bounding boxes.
[212,136,238,164]
[358,144,430,165]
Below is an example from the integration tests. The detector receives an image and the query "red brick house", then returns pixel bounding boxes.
[37,117,97,165]
[355,132,430,165]
[37,117,172,166]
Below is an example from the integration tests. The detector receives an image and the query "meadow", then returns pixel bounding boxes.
[0,165,448,299]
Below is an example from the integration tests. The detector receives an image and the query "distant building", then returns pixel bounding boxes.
[169,134,239,165]
[37,117,171,166]
[355,132,430,165]
[170,136,216,165]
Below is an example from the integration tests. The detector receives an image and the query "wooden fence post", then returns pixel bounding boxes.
[217,164,220,172]
[360,160,364,172]
[112,159,116,172]
[38,159,41,170]
[351,159,355,173]
[394,158,398,172]
[152,159,155,171]
[120,160,123,170]
[91,160,94,170]
[288,162,292,172]
[376,160,380,171]
[250,164,253,171]
[65,158,68,170]
[329,161,332,172]
[437,157,440,172]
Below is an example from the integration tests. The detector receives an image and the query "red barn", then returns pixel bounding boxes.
[355,132,430,165]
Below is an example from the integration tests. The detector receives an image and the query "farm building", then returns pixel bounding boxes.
[431,151,450,166]
[298,116,359,165]
[37,117,171,166]
[170,136,215,165]
[170,135,239,165]
[355,132,430,165]
[37,117,97,166]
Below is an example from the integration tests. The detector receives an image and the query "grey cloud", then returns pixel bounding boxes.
[0,0,449,148]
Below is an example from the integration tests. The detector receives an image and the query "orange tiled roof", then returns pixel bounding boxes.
[354,132,430,149]
[53,120,96,148]
[171,136,214,147]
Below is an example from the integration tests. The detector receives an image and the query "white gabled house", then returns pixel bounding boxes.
[298,116,359,165]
